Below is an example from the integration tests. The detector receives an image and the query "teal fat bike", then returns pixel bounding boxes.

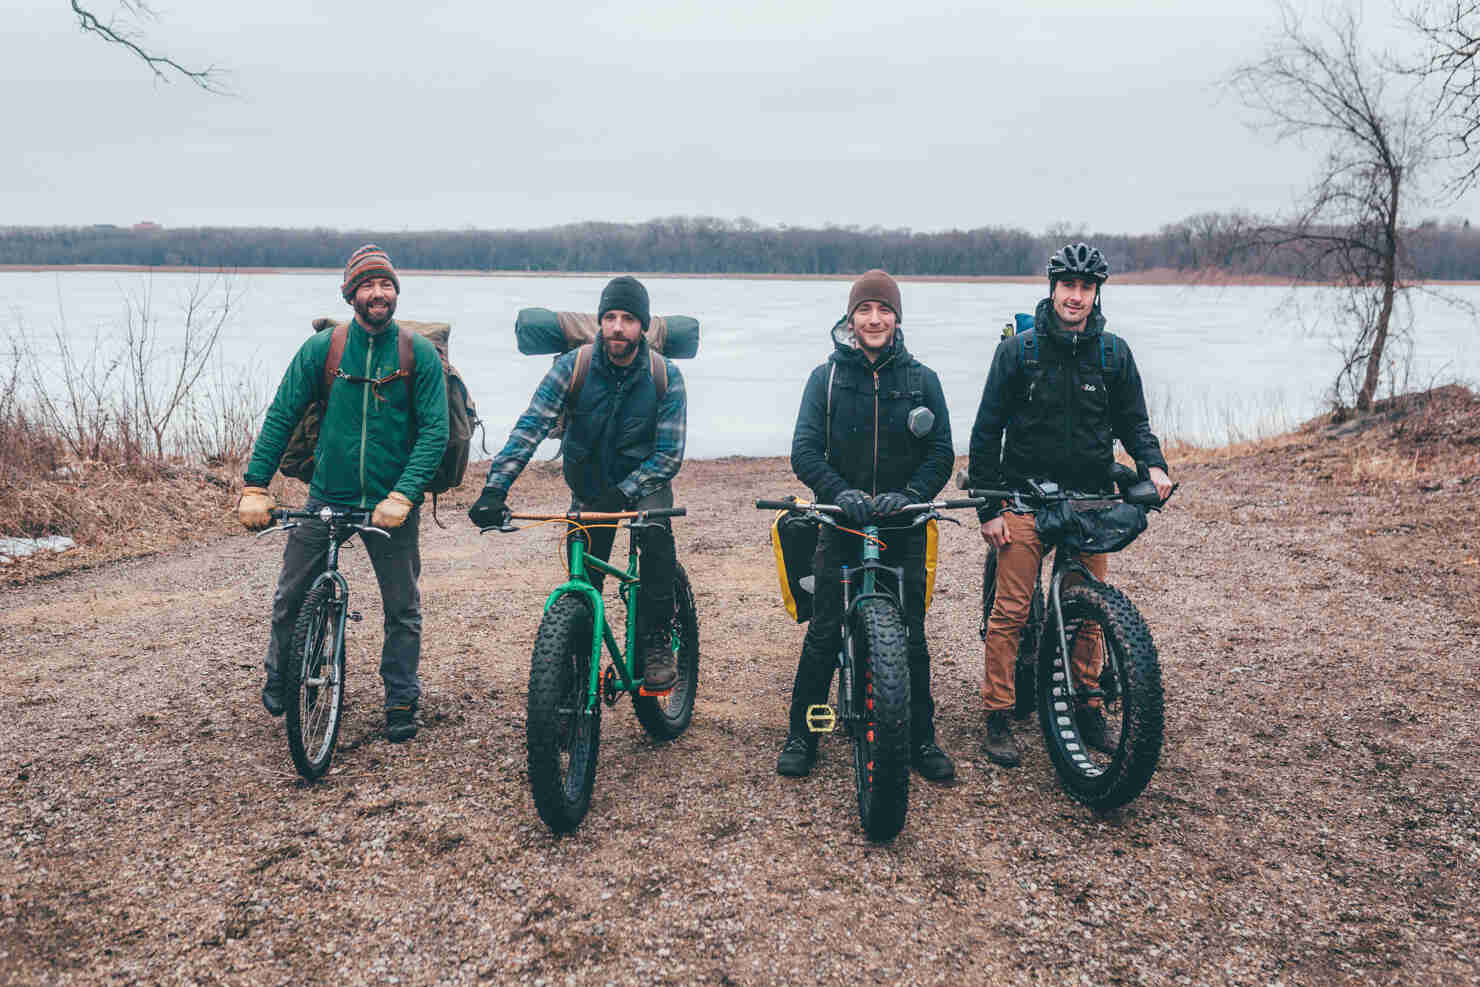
[756,496,985,842]
[486,506,699,834]
[259,506,386,780]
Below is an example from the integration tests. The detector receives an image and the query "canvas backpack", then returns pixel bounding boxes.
[278,320,482,514]
[1005,312,1123,378]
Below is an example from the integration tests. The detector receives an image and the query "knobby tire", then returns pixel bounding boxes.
[527,594,602,834]
[1036,582,1163,810]
[285,581,346,781]
[849,597,911,843]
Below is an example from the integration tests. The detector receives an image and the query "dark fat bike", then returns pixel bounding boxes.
[259,506,385,780]
[484,507,698,834]
[757,496,985,842]
[969,467,1176,810]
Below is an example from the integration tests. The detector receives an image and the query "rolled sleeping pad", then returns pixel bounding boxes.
[515,308,700,359]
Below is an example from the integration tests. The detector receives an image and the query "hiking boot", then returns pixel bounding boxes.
[261,670,285,717]
[386,704,418,743]
[982,710,1020,768]
[1076,705,1119,755]
[641,630,678,693]
[776,734,817,777]
[913,742,956,782]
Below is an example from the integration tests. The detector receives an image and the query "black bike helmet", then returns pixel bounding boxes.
[1047,243,1110,284]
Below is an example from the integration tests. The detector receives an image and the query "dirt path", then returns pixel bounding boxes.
[3,443,1478,985]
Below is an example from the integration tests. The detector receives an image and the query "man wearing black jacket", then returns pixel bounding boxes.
[967,244,1172,767]
[780,270,957,781]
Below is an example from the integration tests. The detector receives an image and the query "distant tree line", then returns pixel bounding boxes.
[2,214,1478,279]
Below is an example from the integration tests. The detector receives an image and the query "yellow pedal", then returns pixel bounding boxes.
[805,704,836,733]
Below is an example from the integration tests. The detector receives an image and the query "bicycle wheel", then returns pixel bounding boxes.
[527,594,602,834]
[285,581,346,781]
[1036,582,1163,810]
[633,562,700,741]
[848,596,911,843]
[981,549,1041,721]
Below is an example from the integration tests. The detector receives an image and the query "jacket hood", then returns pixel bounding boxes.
[1033,297,1106,346]
[829,316,912,367]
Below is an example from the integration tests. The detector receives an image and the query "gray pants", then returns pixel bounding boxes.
[265,499,423,710]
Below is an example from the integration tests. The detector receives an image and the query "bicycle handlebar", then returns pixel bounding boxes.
[755,497,986,514]
[262,506,388,537]
[507,506,688,523]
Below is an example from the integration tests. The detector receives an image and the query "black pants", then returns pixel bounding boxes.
[788,524,936,744]
[266,498,422,711]
[565,486,676,639]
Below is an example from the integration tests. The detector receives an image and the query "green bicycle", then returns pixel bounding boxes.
[491,506,699,833]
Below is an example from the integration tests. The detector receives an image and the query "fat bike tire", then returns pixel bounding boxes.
[285,581,346,781]
[527,595,602,834]
[633,563,700,741]
[1036,582,1163,811]
[849,597,911,843]
[981,549,1043,721]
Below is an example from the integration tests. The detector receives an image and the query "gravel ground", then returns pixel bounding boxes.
[3,396,1479,985]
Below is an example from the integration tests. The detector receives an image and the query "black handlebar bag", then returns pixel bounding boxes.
[1035,500,1148,555]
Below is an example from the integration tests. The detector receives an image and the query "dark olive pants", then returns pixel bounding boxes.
[788,525,936,745]
[265,499,423,711]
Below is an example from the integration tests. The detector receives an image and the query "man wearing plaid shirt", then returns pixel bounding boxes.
[468,276,687,691]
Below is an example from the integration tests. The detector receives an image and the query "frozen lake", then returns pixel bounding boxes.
[4,270,1477,458]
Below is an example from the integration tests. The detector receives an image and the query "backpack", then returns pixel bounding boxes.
[1004,312,1122,376]
[566,342,668,405]
[278,320,482,510]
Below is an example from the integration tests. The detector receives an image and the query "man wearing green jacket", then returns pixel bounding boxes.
[238,245,448,742]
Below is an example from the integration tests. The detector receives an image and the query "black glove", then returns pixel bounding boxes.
[871,491,912,518]
[835,489,872,528]
[468,488,511,529]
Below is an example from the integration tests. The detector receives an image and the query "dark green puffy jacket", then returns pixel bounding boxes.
[245,318,449,507]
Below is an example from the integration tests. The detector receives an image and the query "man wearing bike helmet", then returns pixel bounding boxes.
[467,276,687,694]
[237,245,449,743]
[967,243,1172,767]
[781,270,957,781]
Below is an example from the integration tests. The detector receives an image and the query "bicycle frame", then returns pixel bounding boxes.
[543,529,645,714]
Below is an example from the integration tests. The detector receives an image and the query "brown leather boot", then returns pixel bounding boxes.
[982,710,1020,768]
[641,630,678,693]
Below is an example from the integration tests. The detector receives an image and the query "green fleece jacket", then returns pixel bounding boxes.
[245,318,449,507]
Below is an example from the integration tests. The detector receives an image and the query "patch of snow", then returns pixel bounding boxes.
[0,535,77,562]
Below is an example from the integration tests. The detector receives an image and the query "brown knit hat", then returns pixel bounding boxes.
[341,244,400,302]
[848,269,902,323]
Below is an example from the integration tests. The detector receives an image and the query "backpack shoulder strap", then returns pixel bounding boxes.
[1017,329,1039,370]
[398,326,418,435]
[824,360,837,460]
[567,343,595,405]
[323,323,349,401]
[649,349,668,402]
[1100,332,1119,374]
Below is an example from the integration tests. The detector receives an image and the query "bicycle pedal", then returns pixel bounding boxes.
[637,685,674,697]
[348,611,363,622]
[805,704,837,733]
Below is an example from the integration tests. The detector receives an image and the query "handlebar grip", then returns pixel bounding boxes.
[642,507,687,518]
[940,498,987,509]
[755,499,797,510]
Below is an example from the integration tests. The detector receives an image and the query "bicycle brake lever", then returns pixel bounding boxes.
[255,523,296,538]
[359,525,391,539]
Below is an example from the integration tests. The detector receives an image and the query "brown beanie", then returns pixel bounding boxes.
[341,244,400,302]
[848,269,902,323]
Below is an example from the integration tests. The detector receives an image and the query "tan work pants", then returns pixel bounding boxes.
[982,512,1107,711]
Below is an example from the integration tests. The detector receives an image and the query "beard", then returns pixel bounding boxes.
[603,334,637,362]
[355,295,396,329]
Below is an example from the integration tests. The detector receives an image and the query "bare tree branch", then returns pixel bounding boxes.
[71,0,227,93]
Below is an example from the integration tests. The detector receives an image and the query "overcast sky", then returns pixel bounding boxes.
[5,0,1474,234]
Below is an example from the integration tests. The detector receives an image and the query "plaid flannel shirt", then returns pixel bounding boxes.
[482,348,687,501]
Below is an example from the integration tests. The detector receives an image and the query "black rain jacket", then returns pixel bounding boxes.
[791,322,954,505]
[966,297,1167,519]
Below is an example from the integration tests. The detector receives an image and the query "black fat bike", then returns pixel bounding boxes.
[970,468,1176,810]
[757,496,985,842]
[259,506,386,780]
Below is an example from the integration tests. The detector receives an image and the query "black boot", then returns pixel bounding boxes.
[912,717,955,781]
[982,710,1020,768]
[640,628,678,693]
[261,666,285,717]
[776,734,818,776]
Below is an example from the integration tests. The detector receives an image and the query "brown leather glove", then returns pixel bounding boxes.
[238,486,275,530]
[371,491,413,529]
